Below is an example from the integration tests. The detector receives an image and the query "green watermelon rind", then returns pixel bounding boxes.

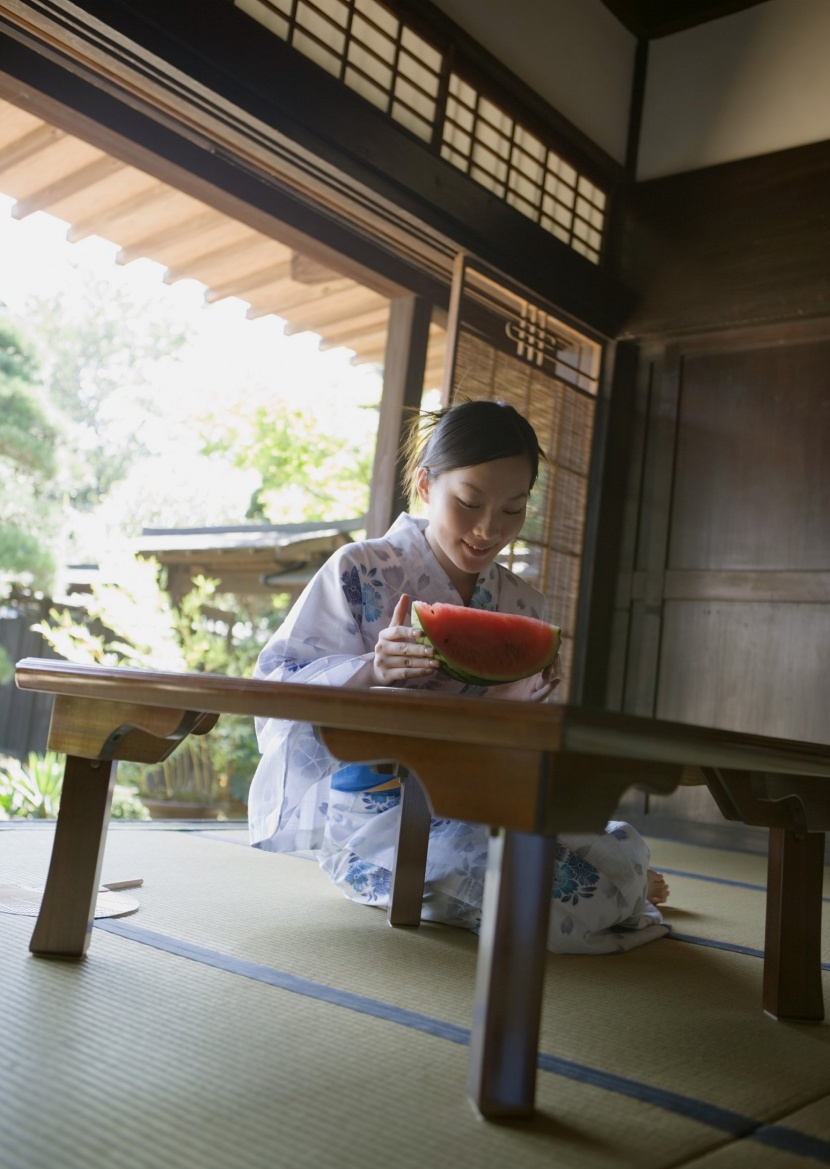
[411,602,561,688]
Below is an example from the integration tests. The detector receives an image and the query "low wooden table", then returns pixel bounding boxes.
[14,657,830,1119]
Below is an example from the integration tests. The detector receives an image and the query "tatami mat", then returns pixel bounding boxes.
[1,825,829,1169]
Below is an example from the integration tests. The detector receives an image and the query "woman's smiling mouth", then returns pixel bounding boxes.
[463,540,495,557]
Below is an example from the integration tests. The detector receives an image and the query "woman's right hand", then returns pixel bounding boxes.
[373,594,440,685]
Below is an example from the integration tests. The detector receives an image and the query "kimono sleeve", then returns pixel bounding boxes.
[247,545,379,851]
[253,545,376,748]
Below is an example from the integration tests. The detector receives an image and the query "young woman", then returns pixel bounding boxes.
[248,399,669,953]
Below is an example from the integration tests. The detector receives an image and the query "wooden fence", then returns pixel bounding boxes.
[0,615,61,759]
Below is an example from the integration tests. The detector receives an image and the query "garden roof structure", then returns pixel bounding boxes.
[0,95,448,387]
[134,519,363,598]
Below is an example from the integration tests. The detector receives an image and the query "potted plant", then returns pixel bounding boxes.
[137,733,223,819]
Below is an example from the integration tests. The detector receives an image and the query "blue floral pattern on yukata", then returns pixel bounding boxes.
[341,564,385,623]
[343,853,392,901]
[553,845,600,906]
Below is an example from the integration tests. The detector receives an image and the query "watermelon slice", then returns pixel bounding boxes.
[411,600,561,687]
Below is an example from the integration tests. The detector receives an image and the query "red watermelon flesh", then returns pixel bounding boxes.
[412,601,561,687]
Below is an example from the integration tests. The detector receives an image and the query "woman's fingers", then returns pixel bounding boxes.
[389,593,410,629]
[373,594,438,682]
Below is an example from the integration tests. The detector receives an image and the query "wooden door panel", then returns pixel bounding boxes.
[657,600,829,742]
[669,342,830,571]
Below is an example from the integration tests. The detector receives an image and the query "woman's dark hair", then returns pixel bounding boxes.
[402,398,546,502]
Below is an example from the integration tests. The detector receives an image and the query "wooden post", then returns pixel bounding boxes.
[467,828,556,1119]
[29,755,116,958]
[365,295,432,538]
[763,826,825,1022]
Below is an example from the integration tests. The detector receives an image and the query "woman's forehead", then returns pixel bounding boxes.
[443,456,532,494]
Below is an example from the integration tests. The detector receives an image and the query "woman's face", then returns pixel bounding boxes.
[417,455,532,600]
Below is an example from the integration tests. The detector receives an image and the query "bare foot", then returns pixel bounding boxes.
[647,869,670,906]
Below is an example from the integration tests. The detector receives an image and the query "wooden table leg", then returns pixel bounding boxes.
[763,826,825,1022]
[467,828,556,1119]
[30,754,117,959]
[388,771,431,928]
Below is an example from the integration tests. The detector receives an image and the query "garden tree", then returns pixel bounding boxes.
[0,319,58,683]
[0,319,57,588]
[203,399,375,523]
[26,272,190,510]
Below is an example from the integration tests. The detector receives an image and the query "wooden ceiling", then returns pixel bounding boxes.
[600,0,769,38]
[0,97,447,388]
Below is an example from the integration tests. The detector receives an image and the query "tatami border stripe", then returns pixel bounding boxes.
[96,918,470,1043]
[95,917,757,1139]
[660,866,830,904]
[668,931,830,972]
[751,1124,830,1162]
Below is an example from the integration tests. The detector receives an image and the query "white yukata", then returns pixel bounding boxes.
[249,513,667,954]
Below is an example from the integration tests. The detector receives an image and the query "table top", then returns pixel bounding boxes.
[15,657,830,777]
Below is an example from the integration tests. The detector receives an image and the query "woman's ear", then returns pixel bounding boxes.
[415,466,430,504]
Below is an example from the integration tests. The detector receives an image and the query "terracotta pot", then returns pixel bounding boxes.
[140,799,221,820]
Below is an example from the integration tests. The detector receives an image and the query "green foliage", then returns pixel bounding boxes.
[34,556,282,809]
[25,276,189,510]
[203,401,373,523]
[0,751,63,818]
[0,751,151,821]
[0,649,12,687]
[0,320,58,592]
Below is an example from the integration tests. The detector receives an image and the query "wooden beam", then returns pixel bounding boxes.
[365,294,432,537]
[65,178,170,242]
[338,328,389,357]
[0,121,63,170]
[116,208,226,263]
[203,261,294,303]
[281,285,385,333]
[11,153,124,218]
[316,307,389,347]
[163,233,281,284]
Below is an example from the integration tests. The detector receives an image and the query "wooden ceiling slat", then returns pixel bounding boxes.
[246,276,356,318]
[0,123,64,173]
[65,177,172,242]
[331,327,389,356]
[6,138,107,198]
[163,234,289,287]
[203,261,294,303]
[351,350,385,367]
[125,215,254,269]
[281,286,386,332]
[115,209,226,264]
[0,97,424,367]
[0,101,42,140]
[317,308,390,347]
[11,155,127,220]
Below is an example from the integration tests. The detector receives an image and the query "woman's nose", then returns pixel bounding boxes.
[473,513,500,540]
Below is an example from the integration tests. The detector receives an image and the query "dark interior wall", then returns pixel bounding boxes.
[606,141,830,840]
[616,137,830,339]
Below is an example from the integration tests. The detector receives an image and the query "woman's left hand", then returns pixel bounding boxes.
[486,654,562,702]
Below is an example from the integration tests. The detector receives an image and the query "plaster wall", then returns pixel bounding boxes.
[428,0,636,164]
[638,0,830,178]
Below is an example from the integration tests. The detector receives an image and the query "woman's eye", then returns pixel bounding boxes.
[457,499,478,509]
[505,509,523,516]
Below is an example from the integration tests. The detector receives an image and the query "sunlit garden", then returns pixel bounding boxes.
[0,197,385,820]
